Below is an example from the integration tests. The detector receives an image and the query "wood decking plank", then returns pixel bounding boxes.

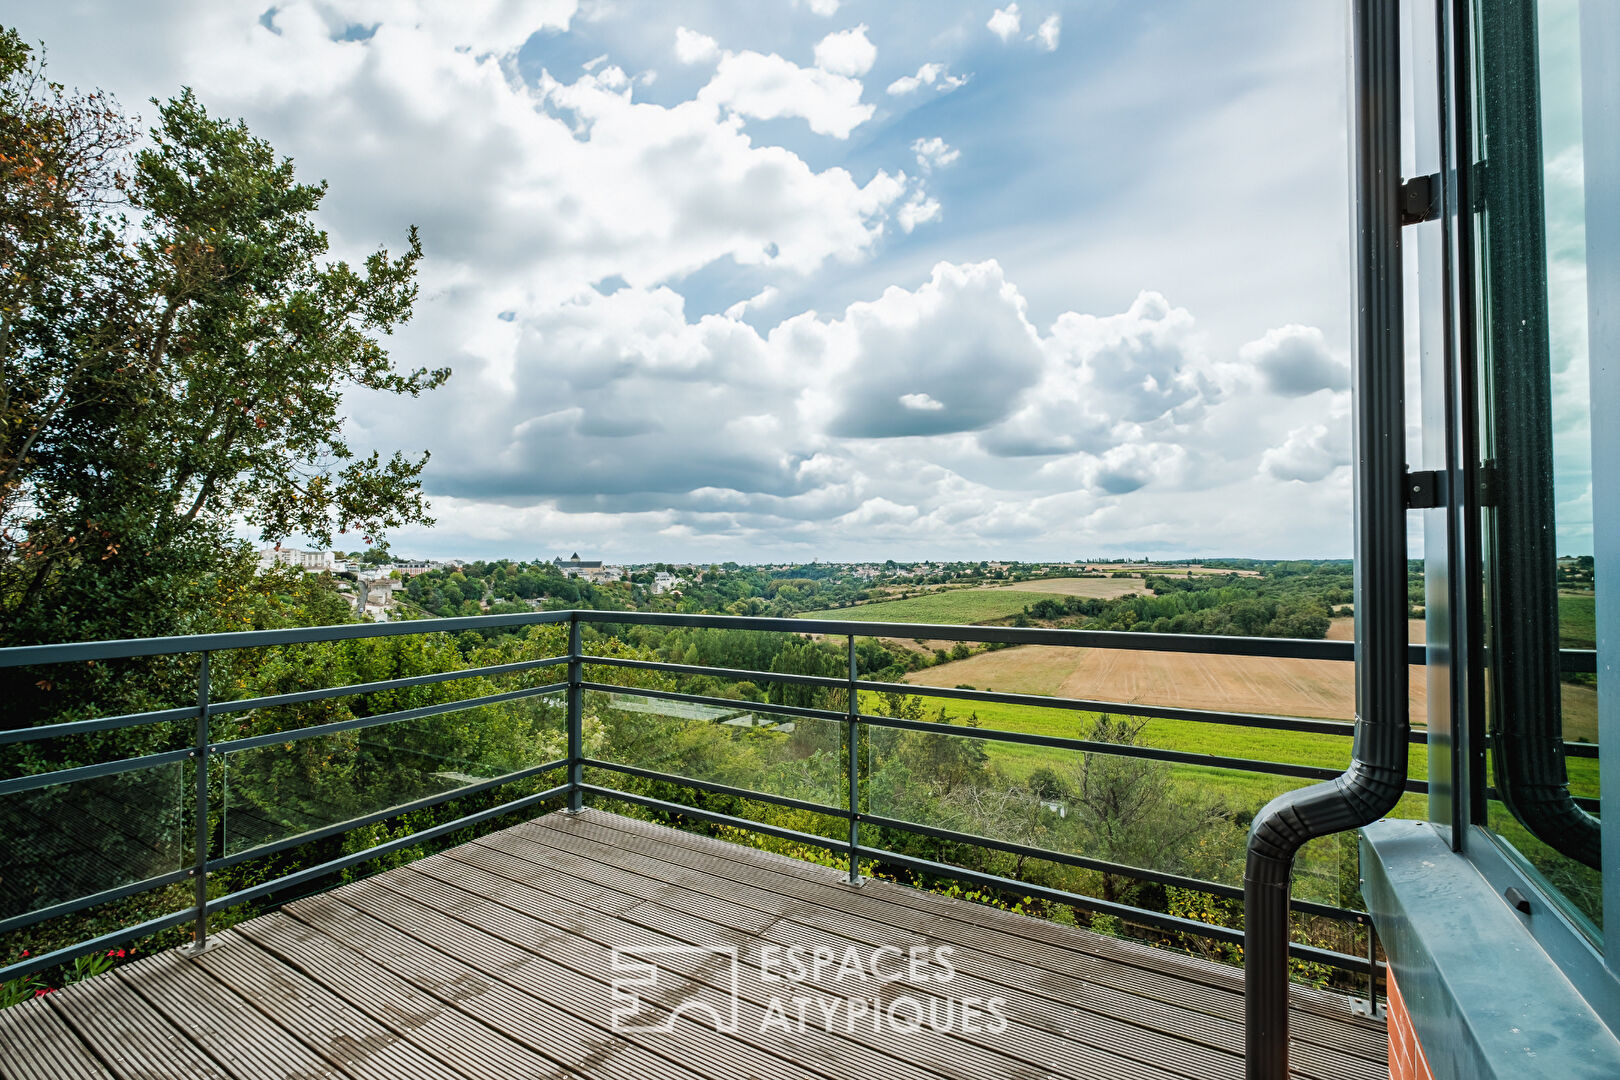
[524,811,1386,1073]
[235,912,579,1080]
[46,953,233,1080]
[280,891,711,1080]
[410,846,1206,1080]
[320,878,842,1080]
[187,930,465,1080]
[0,996,112,1080]
[553,809,1389,1049]
[7,808,1386,1080]
[578,808,1378,1025]
[114,947,348,1080]
[464,825,1265,1080]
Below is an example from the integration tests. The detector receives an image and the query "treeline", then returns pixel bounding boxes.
[402,560,879,620]
[1013,563,1357,639]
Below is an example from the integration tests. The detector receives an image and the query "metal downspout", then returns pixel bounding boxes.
[1242,1,1408,1075]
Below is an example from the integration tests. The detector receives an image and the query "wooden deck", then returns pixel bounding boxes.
[0,809,1387,1080]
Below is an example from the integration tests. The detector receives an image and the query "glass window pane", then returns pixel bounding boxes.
[1471,0,1600,938]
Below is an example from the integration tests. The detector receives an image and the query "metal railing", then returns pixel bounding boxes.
[0,608,1598,996]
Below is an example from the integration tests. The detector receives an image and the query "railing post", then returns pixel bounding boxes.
[190,651,211,953]
[566,613,583,813]
[845,633,862,886]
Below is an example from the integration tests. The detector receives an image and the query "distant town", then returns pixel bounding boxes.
[253,544,1283,624]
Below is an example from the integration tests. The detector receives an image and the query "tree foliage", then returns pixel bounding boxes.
[0,32,446,647]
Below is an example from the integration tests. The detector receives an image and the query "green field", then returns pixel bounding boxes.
[804,588,1053,625]
[1561,593,1596,649]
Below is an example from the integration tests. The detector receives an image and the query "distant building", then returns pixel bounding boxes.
[555,553,623,582]
[258,546,336,572]
[554,553,603,578]
[652,571,682,594]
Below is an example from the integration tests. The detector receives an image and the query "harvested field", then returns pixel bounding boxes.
[1083,563,1261,577]
[903,644,1427,722]
[980,577,1150,598]
[1326,617,1427,641]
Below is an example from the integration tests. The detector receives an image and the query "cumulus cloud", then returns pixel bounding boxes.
[674,26,719,64]
[988,4,1022,42]
[801,0,841,14]
[1241,324,1349,396]
[1036,13,1061,50]
[911,136,960,171]
[813,24,876,77]
[1261,420,1350,482]
[886,62,969,96]
[789,260,1047,438]
[724,285,781,320]
[16,0,1366,562]
[981,291,1225,458]
[699,49,874,138]
[896,191,943,232]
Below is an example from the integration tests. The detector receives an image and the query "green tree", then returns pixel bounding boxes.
[1066,714,1232,903]
[1,38,446,649]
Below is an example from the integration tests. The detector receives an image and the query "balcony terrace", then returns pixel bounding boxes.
[1,808,1386,1080]
[0,609,1424,1079]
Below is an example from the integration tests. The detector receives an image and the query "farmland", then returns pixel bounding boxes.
[902,644,1426,721]
[979,576,1152,598]
[800,588,1057,625]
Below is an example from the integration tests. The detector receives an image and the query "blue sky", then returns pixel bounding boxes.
[8,0,1371,563]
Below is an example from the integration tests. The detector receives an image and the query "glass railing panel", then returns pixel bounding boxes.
[861,716,1423,912]
[0,760,186,920]
[221,690,565,857]
[587,689,846,810]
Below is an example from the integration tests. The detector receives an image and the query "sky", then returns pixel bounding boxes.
[6,0,1375,564]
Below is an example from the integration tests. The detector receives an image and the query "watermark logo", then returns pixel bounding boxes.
[607,942,1008,1038]
[610,945,741,1033]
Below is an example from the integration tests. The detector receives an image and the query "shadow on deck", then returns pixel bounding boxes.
[1,809,1386,1080]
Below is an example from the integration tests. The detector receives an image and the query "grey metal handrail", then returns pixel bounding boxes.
[2,605,1584,993]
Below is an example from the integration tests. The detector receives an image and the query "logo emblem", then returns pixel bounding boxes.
[609,945,741,1033]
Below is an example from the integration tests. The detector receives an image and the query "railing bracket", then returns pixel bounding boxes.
[1405,469,1447,509]
[1400,172,1441,224]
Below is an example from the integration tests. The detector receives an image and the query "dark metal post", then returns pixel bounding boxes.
[846,633,862,885]
[1368,922,1381,1017]
[190,651,211,952]
[566,614,583,813]
[1242,0,1408,1074]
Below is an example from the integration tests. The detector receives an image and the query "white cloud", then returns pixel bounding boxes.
[1240,324,1348,396]
[673,26,719,65]
[789,260,1047,438]
[724,286,781,320]
[802,0,841,15]
[897,191,943,232]
[699,49,874,139]
[1036,13,1061,51]
[981,291,1225,458]
[900,393,947,411]
[813,24,876,77]
[886,61,970,96]
[988,4,1022,43]
[911,136,960,172]
[1261,412,1350,482]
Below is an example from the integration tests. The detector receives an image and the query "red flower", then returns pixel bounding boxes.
[116,950,126,958]
[20,949,28,957]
